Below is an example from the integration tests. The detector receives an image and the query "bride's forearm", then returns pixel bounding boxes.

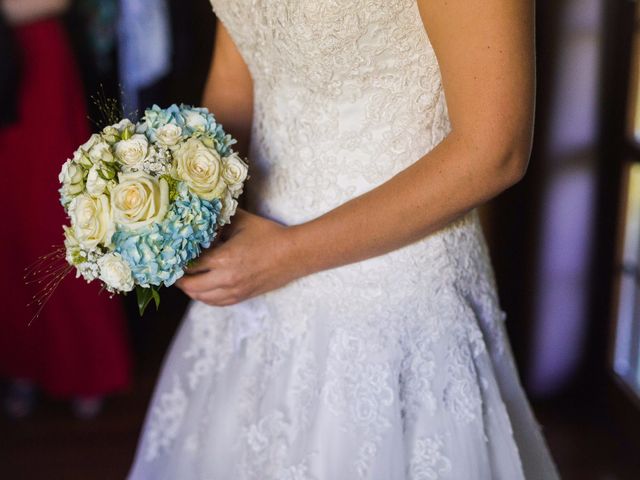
[280,0,535,279]
[287,131,527,278]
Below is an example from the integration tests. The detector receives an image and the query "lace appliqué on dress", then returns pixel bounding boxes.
[408,436,452,480]
[144,376,188,461]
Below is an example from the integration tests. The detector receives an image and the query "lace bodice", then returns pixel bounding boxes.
[211,0,450,224]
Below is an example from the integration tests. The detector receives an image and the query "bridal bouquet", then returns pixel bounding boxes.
[58,104,248,314]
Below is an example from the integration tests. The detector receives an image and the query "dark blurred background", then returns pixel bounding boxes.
[1,0,640,478]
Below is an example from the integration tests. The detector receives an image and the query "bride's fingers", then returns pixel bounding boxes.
[184,238,226,273]
[177,279,242,306]
[184,262,210,275]
[195,289,241,307]
[176,269,234,294]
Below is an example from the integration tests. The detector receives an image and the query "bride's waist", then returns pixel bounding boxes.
[260,209,490,311]
[245,152,433,225]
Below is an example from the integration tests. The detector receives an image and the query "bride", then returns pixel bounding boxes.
[128,0,560,478]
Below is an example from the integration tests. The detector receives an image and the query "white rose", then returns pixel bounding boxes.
[98,253,134,292]
[80,133,101,153]
[101,126,119,143]
[218,189,238,226]
[102,120,135,143]
[69,193,114,249]
[59,159,84,194]
[115,118,135,132]
[115,134,149,167]
[88,140,114,164]
[221,153,248,197]
[111,172,169,229]
[72,148,87,165]
[182,110,207,132]
[155,124,183,146]
[174,138,226,200]
[63,225,84,265]
[86,165,108,196]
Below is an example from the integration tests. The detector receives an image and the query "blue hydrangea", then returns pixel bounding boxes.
[140,104,236,156]
[141,104,184,136]
[112,183,221,288]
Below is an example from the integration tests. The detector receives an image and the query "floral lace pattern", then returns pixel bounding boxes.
[127,1,560,479]
[143,376,188,462]
[408,436,452,480]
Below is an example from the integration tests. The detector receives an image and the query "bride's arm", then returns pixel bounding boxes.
[1,0,69,25]
[292,0,535,273]
[177,0,535,306]
[201,20,254,157]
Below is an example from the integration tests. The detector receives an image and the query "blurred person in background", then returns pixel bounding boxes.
[0,0,131,420]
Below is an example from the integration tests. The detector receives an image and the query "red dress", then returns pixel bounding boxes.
[0,18,131,397]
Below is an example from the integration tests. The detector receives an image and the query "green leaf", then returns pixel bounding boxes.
[136,286,161,316]
[151,288,161,310]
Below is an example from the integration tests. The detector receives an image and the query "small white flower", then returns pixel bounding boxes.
[182,110,207,132]
[79,133,101,153]
[86,165,108,196]
[64,226,85,265]
[98,253,134,292]
[115,118,135,132]
[58,159,84,193]
[155,124,183,146]
[218,189,238,226]
[77,261,100,282]
[221,153,248,197]
[140,147,170,175]
[101,126,119,143]
[114,134,149,167]
[86,139,115,164]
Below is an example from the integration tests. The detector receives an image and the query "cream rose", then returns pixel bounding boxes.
[111,172,169,229]
[102,119,135,143]
[115,118,135,133]
[218,189,238,226]
[79,133,100,153]
[174,138,227,200]
[87,139,114,164]
[221,153,248,197]
[59,159,84,195]
[114,134,149,167]
[98,253,134,292]
[155,124,183,146]
[101,126,119,143]
[69,193,114,249]
[86,165,108,196]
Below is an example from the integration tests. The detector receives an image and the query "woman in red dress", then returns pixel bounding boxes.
[0,0,131,418]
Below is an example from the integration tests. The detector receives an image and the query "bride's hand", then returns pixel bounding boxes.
[175,209,301,306]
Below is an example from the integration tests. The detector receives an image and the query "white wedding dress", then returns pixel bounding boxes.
[128,1,560,479]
